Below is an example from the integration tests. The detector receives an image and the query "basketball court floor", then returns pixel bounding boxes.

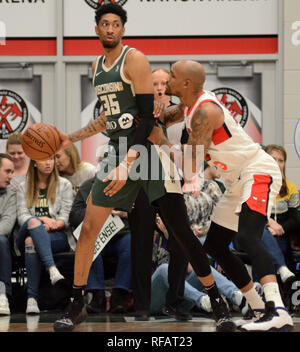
[1,311,300,333]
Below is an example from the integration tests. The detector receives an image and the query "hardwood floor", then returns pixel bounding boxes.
[0,313,299,333]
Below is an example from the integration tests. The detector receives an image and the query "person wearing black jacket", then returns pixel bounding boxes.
[128,68,190,321]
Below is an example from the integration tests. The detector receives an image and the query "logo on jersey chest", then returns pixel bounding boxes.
[212,87,249,128]
[118,113,133,129]
[103,113,134,131]
[93,101,133,132]
[0,90,28,139]
[85,0,127,10]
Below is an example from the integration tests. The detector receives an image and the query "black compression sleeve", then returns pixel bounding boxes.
[132,94,156,147]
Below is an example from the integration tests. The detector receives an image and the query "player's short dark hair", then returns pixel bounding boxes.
[95,3,127,26]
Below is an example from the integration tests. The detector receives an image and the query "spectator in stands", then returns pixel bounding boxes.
[152,68,173,109]
[6,132,29,192]
[16,157,74,314]
[262,144,299,281]
[69,175,132,314]
[128,68,190,321]
[151,215,249,316]
[0,154,15,315]
[152,68,188,146]
[234,144,297,285]
[182,166,263,309]
[204,163,225,194]
[151,159,246,317]
[184,162,223,240]
[55,144,96,196]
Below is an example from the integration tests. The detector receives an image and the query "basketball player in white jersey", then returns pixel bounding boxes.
[148,60,293,332]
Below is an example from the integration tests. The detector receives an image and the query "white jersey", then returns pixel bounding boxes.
[184,90,282,231]
[184,90,261,182]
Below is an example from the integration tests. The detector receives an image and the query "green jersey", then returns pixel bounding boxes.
[93,45,139,149]
[91,46,182,211]
[34,188,51,218]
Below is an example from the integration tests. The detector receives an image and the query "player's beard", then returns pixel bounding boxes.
[102,38,120,49]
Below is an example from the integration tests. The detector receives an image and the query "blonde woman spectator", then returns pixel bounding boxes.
[6,132,29,191]
[235,144,298,285]
[55,144,96,195]
[17,157,74,314]
[263,144,300,280]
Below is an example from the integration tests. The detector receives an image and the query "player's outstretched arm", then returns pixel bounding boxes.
[53,58,108,151]
[53,112,107,151]
[68,112,107,143]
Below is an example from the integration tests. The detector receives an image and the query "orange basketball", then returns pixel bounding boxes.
[22,123,60,161]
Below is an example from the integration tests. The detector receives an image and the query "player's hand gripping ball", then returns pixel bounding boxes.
[22,123,60,161]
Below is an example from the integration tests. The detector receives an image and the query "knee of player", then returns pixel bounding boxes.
[80,221,99,241]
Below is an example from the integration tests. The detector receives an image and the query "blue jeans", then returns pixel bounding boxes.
[150,264,205,314]
[17,217,70,299]
[236,227,288,281]
[86,233,131,292]
[261,227,287,271]
[0,236,12,296]
[186,266,239,305]
[150,263,240,314]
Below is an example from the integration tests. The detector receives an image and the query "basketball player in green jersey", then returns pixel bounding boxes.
[53,3,235,332]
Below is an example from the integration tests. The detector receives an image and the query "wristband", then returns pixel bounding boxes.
[119,160,131,171]
[119,162,128,171]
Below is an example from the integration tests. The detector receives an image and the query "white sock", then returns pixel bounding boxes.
[234,290,243,306]
[49,266,64,285]
[199,295,212,312]
[277,266,295,283]
[263,282,285,308]
[243,285,265,310]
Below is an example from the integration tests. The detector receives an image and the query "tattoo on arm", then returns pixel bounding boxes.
[68,112,107,143]
[188,107,213,161]
[163,103,184,124]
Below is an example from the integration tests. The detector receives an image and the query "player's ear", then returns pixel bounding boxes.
[95,25,99,36]
[184,79,191,88]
